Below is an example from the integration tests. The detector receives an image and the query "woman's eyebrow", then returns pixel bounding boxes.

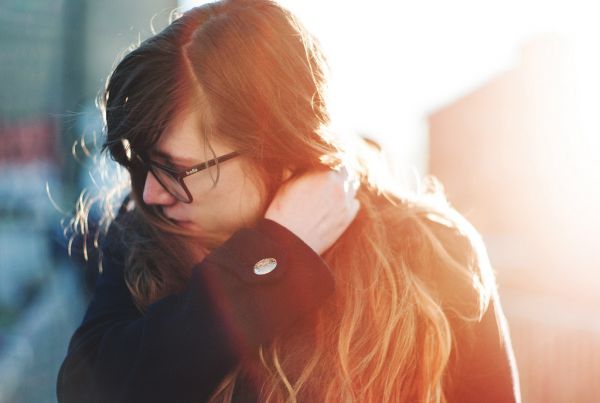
[150,149,198,166]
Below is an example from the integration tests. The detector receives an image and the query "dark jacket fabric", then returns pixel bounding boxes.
[57,216,334,403]
[57,214,520,403]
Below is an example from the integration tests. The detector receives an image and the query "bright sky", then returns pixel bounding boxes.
[178,0,599,173]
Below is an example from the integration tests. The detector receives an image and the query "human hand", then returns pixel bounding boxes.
[264,168,361,255]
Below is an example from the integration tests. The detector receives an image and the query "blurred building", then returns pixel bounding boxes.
[0,1,175,402]
[428,35,600,403]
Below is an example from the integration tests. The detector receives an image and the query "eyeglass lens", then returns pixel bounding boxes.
[148,165,191,203]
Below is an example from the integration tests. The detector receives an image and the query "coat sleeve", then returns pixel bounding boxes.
[56,217,335,403]
[444,291,522,403]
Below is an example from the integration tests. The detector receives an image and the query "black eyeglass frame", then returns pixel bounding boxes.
[133,150,241,203]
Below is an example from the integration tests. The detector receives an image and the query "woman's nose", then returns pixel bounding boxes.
[142,171,176,206]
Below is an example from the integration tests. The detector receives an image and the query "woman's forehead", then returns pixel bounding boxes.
[147,114,200,164]
[150,109,230,164]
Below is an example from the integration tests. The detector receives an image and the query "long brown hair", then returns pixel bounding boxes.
[90,0,495,401]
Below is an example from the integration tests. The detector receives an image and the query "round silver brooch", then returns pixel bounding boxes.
[253,258,278,275]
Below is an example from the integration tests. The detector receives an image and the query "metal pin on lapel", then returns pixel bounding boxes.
[253,258,278,275]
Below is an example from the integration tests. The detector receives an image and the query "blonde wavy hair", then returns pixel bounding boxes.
[80,0,496,401]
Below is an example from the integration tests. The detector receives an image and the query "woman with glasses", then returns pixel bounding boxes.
[57,0,520,402]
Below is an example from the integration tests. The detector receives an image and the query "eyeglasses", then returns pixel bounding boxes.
[131,150,240,203]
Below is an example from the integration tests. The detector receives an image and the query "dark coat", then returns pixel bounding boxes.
[56,214,520,403]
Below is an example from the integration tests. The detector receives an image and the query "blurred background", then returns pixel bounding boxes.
[0,0,598,401]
